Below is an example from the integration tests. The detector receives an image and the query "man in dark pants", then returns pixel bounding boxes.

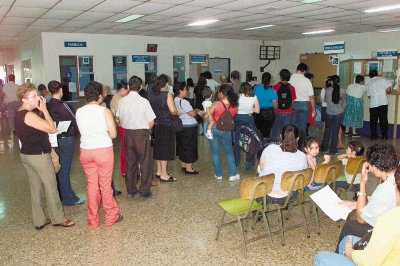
[335,144,398,252]
[117,75,156,198]
[366,70,392,140]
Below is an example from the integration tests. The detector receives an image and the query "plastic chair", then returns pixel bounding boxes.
[215,174,274,258]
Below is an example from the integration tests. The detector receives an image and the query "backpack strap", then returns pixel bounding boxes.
[219,100,230,110]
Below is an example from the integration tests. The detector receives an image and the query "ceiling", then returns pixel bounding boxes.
[0,0,399,48]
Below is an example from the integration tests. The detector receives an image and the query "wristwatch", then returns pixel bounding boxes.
[357,191,367,197]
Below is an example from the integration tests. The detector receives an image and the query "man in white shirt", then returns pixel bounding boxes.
[335,144,398,252]
[117,75,156,198]
[289,63,316,136]
[3,74,19,131]
[204,71,220,96]
[366,70,392,140]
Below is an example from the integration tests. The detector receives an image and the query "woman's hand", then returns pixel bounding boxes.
[37,96,47,112]
[361,162,370,184]
[344,236,354,259]
[338,200,357,210]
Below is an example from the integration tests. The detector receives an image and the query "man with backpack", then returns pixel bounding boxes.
[270,69,297,141]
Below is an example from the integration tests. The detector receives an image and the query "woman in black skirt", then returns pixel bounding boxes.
[173,82,199,174]
[149,74,179,182]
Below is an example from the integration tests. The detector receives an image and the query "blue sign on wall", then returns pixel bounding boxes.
[324,41,345,54]
[64,41,87,48]
[377,50,398,59]
[132,55,150,63]
[190,55,207,63]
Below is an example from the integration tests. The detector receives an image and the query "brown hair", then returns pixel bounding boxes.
[348,140,365,156]
[280,124,300,153]
[239,82,253,97]
[16,83,36,102]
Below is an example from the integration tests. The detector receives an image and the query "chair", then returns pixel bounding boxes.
[268,168,313,246]
[337,156,366,199]
[215,174,274,258]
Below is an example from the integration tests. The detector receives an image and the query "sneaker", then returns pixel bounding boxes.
[351,133,360,138]
[214,175,222,180]
[205,130,213,140]
[229,174,241,182]
[345,132,351,136]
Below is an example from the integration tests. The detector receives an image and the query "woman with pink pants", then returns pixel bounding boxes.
[76,81,122,228]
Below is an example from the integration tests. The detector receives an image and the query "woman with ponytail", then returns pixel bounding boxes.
[149,74,179,182]
[258,124,307,204]
[321,75,346,154]
[253,72,278,138]
[209,84,240,181]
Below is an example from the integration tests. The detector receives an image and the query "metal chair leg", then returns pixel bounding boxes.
[215,211,226,240]
[238,217,248,258]
[278,208,285,246]
[313,202,321,235]
[301,203,310,238]
[261,211,273,248]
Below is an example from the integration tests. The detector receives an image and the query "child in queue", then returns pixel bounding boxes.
[201,86,214,139]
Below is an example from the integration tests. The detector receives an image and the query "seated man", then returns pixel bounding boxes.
[335,144,398,252]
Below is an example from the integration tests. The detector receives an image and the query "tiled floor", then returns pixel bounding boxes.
[0,115,394,265]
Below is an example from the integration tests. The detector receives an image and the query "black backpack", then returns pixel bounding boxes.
[277,82,292,110]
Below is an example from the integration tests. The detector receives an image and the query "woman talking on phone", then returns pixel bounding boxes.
[14,83,75,229]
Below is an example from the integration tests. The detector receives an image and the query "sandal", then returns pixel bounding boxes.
[337,144,346,149]
[35,219,51,230]
[160,176,177,182]
[53,219,75,228]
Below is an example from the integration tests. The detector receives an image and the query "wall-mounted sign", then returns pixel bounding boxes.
[132,55,150,63]
[64,41,87,48]
[324,41,345,54]
[332,57,339,65]
[377,49,398,59]
[190,55,207,64]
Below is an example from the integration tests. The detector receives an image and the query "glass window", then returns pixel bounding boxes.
[145,56,157,85]
[78,56,94,95]
[21,59,32,83]
[112,56,127,89]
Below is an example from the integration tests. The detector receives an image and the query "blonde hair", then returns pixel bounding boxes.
[17,83,36,102]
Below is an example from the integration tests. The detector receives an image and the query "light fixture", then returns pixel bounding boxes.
[115,15,144,23]
[377,27,400,33]
[186,19,219,26]
[302,0,324,3]
[364,4,400,13]
[302,29,334,35]
[243,25,275,31]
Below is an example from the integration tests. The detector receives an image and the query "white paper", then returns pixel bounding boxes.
[353,62,362,74]
[309,186,352,221]
[383,59,393,72]
[57,121,71,134]
[49,133,58,147]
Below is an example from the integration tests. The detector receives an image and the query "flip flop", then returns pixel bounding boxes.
[53,219,75,228]
[160,176,177,182]
[35,219,51,230]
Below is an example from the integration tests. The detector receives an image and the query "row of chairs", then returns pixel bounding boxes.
[214,156,366,257]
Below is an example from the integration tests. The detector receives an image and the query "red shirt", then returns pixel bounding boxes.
[272,82,297,113]
[212,101,237,123]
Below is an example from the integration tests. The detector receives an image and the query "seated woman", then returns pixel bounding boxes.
[258,124,308,204]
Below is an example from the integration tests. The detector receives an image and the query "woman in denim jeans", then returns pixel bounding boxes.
[209,84,239,181]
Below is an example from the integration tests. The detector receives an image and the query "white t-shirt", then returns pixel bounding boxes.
[361,172,397,226]
[346,83,366,99]
[238,94,257,114]
[258,144,308,198]
[366,77,391,108]
[202,99,212,111]
[289,73,314,102]
[320,88,327,107]
[206,79,220,94]
[3,81,18,103]
[174,97,197,126]
[76,105,112,149]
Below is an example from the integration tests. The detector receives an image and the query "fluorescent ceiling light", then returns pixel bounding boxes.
[377,27,400,33]
[115,15,144,23]
[243,25,275,31]
[186,19,219,26]
[364,4,400,13]
[302,0,324,3]
[302,29,334,35]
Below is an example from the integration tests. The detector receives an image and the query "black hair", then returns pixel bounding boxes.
[280,124,300,153]
[186,78,194,87]
[279,69,291,82]
[296,63,308,72]
[116,81,126,91]
[394,166,400,191]
[219,84,238,107]
[355,75,364,83]
[128,75,142,91]
[173,81,186,97]
[153,74,169,95]
[304,73,314,80]
[203,71,212,79]
[369,70,378,78]
[300,136,319,153]
[348,140,365,156]
[261,72,272,89]
[366,144,398,172]
[231,70,240,80]
[84,81,103,102]
[48,80,62,95]
[325,76,332,88]
[38,84,47,92]
[331,75,340,104]
[194,76,207,101]
[239,82,253,97]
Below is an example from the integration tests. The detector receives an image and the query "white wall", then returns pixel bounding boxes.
[17,34,44,85]
[41,32,271,90]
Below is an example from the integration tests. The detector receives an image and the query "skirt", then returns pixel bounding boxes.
[176,125,198,163]
[153,124,175,160]
[342,96,364,128]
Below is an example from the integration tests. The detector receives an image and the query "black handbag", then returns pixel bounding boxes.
[170,114,183,133]
[353,230,373,250]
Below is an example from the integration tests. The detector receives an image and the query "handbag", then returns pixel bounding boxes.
[170,114,183,132]
[353,230,373,250]
[50,149,61,173]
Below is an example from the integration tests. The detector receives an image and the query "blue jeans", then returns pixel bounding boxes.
[233,114,255,166]
[209,125,237,177]
[322,113,344,154]
[55,136,80,205]
[270,112,293,141]
[293,101,309,136]
[314,235,360,266]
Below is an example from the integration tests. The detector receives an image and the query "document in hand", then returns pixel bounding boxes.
[310,186,352,221]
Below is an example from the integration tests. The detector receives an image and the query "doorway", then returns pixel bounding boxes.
[209,58,230,83]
